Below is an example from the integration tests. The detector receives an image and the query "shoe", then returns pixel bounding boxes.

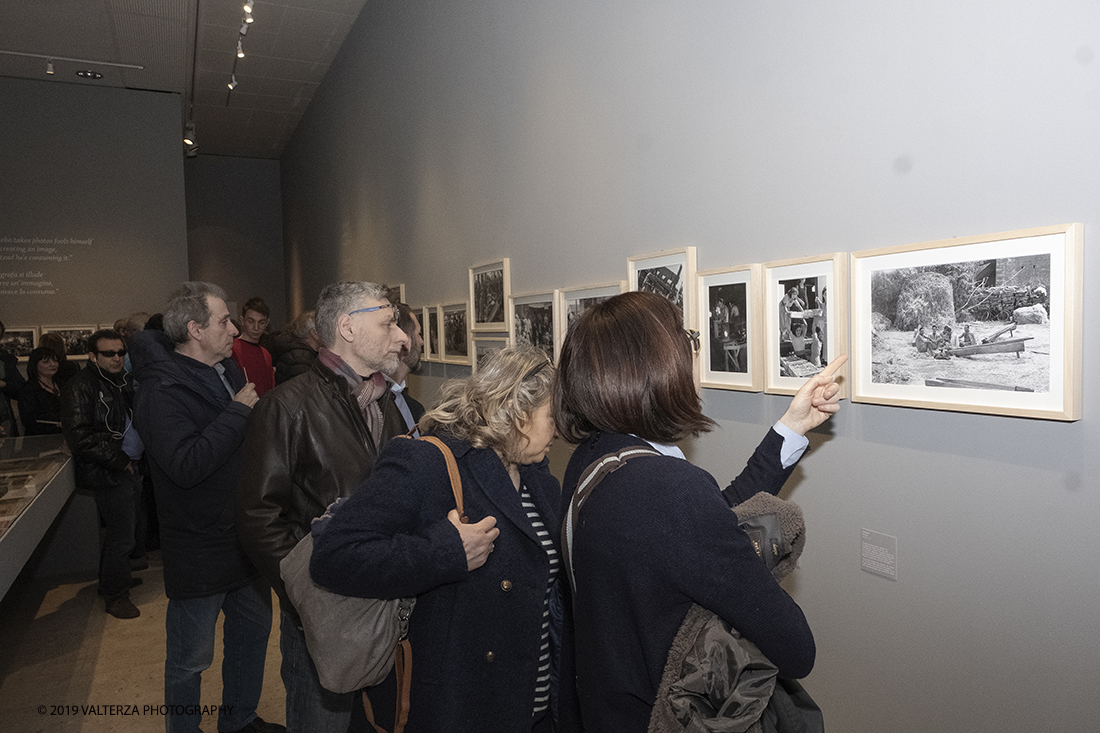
[105,597,140,619]
[226,717,286,733]
[131,577,144,588]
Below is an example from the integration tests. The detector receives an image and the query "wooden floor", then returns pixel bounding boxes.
[0,551,286,732]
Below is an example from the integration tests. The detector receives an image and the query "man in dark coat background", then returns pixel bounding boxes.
[131,281,283,733]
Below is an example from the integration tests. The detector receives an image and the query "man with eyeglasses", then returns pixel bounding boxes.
[237,281,409,732]
[61,329,144,619]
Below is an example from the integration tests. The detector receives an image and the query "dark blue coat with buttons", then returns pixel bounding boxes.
[310,431,562,732]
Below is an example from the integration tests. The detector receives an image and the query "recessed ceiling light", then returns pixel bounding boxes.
[76,70,103,79]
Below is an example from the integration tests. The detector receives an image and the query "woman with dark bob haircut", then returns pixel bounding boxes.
[312,345,563,733]
[18,346,64,435]
[554,291,846,732]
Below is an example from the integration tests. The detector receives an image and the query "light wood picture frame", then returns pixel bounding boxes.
[627,247,698,328]
[440,302,471,365]
[554,281,627,359]
[40,325,97,357]
[385,284,406,305]
[762,253,849,396]
[469,259,511,333]
[850,223,1082,421]
[510,291,556,361]
[472,335,510,374]
[421,306,438,362]
[696,264,763,392]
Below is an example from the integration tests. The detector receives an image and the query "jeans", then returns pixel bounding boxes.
[165,579,273,733]
[92,470,141,603]
[280,608,355,733]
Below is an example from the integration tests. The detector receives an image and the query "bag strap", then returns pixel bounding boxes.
[562,445,660,596]
[397,434,466,523]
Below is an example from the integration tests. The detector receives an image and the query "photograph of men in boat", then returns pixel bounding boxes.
[776,276,826,379]
[637,264,684,311]
[707,282,748,373]
[514,300,554,357]
[869,255,1050,392]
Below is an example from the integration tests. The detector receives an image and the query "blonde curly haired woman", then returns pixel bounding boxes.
[312,345,561,733]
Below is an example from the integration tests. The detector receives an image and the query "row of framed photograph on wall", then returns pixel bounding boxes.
[415,224,1081,422]
[0,325,111,360]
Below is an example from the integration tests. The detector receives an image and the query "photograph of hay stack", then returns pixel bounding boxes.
[869,255,1050,392]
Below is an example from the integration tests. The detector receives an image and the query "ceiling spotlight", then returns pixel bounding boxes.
[228,75,238,90]
[46,59,54,75]
[243,1,254,12]
[183,122,196,147]
[239,22,249,35]
[237,39,245,58]
[245,13,254,24]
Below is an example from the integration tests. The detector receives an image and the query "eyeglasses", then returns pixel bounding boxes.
[347,303,397,320]
[685,329,701,354]
[96,349,127,358]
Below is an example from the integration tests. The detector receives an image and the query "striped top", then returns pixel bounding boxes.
[520,485,559,719]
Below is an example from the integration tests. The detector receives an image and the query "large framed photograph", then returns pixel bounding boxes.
[469,259,511,333]
[763,254,848,396]
[40,326,97,357]
[510,292,557,360]
[628,247,698,327]
[472,335,510,375]
[555,281,627,355]
[440,302,471,365]
[0,327,38,361]
[696,265,763,392]
[850,223,1082,421]
[422,306,439,362]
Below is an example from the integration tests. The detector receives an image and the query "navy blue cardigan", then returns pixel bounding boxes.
[558,429,815,733]
[311,432,562,732]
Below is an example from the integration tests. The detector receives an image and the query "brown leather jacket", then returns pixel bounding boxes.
[235,359,408,612]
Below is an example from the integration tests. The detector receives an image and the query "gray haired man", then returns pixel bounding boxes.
[237,281,409,732]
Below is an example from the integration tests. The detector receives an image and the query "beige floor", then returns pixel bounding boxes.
[0,551,286,732]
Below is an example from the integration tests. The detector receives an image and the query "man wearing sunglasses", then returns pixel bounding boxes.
[238,281,410,732]
[61,329,143,619]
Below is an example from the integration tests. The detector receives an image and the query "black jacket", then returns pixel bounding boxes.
[236,358,407,611]
[269,332,317,385]
[18,380,63,435]
[0,347,27,432]
[60,363,135,490]
[130,329,258,600]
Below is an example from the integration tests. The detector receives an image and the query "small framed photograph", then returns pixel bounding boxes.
[385,284,406,305]
[40,326,97,357]
[555,281,627,355]
[510,292,557,361]
[1,327,38,361]
[762,254,849,396]
[628,247,698,327]
[440,302,471,365]
[469,259,511,332]
[472,335,510,374]
[850,223,1082,421]
[696,265,763,392]
[421,307,437,362]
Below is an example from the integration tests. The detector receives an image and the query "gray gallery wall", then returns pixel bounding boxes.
[280,2,1100,730]
[184,156,287,326]
[0,77,188,326]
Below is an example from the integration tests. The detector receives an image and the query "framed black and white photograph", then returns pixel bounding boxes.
[850,223,1082,421]
[40,326,97,357]
[440,302,471,365]
[421,306,437,362]
[628,247,697,327]
[0,327,37,361]
[555,281,627,352]
[763,254,848,396]
[385,284,406,305]
[472,335,509,375]
[696,265,763,392]
[469,259,511,332]
[510,292,556,360]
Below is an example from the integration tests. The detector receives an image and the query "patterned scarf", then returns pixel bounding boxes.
[318,347,388,446]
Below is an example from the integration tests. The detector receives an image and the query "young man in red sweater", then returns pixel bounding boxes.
[231,296,276,397]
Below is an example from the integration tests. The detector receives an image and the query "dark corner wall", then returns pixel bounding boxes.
[184,156,286,326]
[276,2,1100,732]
